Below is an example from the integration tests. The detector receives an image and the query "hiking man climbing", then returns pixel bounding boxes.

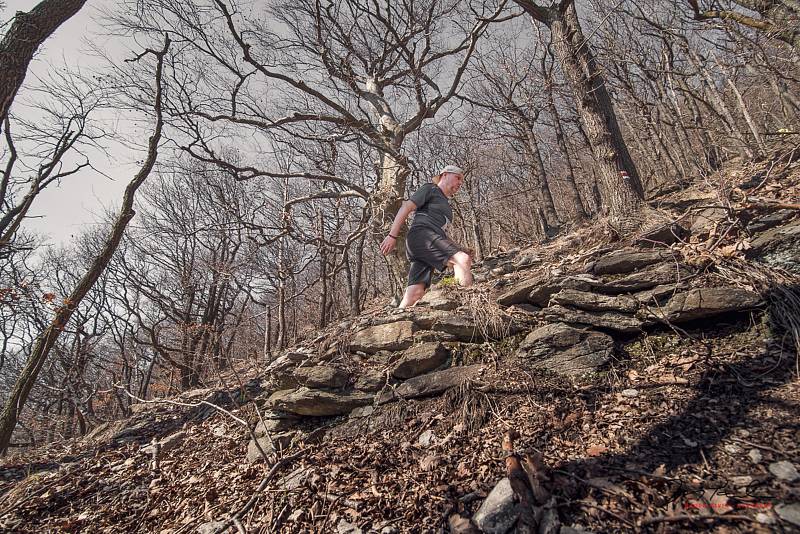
[380,165,474,308]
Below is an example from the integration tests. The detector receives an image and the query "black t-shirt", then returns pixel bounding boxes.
[409,183,452,236]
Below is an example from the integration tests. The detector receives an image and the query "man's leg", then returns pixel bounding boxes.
[447,251,473,287]
[399,283,427,308]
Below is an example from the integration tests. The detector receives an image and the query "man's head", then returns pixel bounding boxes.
[435,164,465,197]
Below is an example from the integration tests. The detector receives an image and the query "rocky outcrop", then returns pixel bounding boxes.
[518,323,614,375]
[391,342,450,379]
[748,219,800,273]
[378,364,485,404]
[550,289,639,313]
[527,275,599,307]
[350,321,416,353]
[267,388,373,417]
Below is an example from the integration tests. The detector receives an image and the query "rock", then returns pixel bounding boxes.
[448,513,480,534]
[354,369,386,392]
[747,210,795,233]
[267,387,373,417]
[337,519,363,534]
[550,288,639,313]
[731,475,752,487]
[350,405,375,418]
[514,253,540,269]
[197,521,228,534]
[418,290,459,310]
[689,207,727,236]
[634,222,689,248]
[497,274,545,306]
[542,305,646,333]
[392,342,450,379]
[769,461,799,482]
[748,448,763,464]
[472,478,518,534]
[280,466,313,491]
[417,429,436,447]
[621,389,639,398]
[292,365,349,389]
[659,288,761,322]
[776,503,800,527]
[246,436,274,463]
[413,311,515,341]
[350,321,416,353]
[631,283,683,305]
[755,512,775,525]
[748,220,800,273]
[253,411,300,435]
[518,323,614,376]
[378,364,484,404]
[592,249,671,275]
[528,275,599,307]
[597,263,692,294]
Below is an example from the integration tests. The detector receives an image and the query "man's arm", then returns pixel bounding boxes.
[380,200,417,255]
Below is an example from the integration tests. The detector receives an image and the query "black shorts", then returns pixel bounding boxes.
[406,226,460,288]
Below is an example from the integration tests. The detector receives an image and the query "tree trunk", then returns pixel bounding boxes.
[541,2,644,221]
[546,85,587,220]
[0,0,88,121]
[372,151,411,294]
[0,37,169,455]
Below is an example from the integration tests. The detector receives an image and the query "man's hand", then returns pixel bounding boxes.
[380,235,397,255]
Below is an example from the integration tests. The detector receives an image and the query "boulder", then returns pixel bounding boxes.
[659,288,761,322]
[497,274,545,306]
[267,387,373,417]
[592,249,671,275]
[391,342,450,379]
[550,289,639,313]
[519,323,614,376]
[292,365,349,389]
[542,305,646,333]
[354,369,387,392]
[747,220,800,274]
[689,207,727,236]
[350,321,416,353]
[378,364,484,404]
[418,290,458,311]
[472,478,518,534]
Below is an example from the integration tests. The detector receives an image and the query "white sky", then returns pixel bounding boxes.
[3,0,140,246]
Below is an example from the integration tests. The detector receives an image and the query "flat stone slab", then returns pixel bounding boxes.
[412,311,516,341]
[377,364,484,404]
[391,342,450,379]
[350,321,416,353]
[292,365,349,389]
[267,387,373,416]
[497,274,545,306]
[592,249,672,275]
[472,477,518,534]
[528,275,600,307]
[659,288,762,322]
[519,323,614,375]
[597,263,692,294]
[551,288,639,313]
[418,290,458,310]
[542,305,646,333]
[747,220,800,274]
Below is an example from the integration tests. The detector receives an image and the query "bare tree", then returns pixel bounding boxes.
[0,37,169,455]
[687,0,800,50]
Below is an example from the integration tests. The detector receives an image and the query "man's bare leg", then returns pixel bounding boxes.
[399,283,427,308]
[448,251,473,287]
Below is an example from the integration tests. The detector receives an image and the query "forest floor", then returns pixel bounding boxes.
[1,147,799,533]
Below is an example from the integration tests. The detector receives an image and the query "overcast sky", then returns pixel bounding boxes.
[3,0,141,246]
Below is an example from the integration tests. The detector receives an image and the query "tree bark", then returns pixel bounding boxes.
[0,37,169,455]
[0,0,87,121]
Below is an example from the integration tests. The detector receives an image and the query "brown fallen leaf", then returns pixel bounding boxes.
[586,444,608,457]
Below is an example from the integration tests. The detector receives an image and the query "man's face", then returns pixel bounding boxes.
[441,172,464,197]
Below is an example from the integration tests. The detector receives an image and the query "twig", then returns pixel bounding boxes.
[211,450,304,534]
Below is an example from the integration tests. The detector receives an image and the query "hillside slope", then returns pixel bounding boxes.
[1,153,799,533]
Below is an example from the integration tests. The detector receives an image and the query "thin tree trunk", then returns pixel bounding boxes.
[546,84,587,219]
[0,37,169,455]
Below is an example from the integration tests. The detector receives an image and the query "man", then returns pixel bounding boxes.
[380,165,473,308]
